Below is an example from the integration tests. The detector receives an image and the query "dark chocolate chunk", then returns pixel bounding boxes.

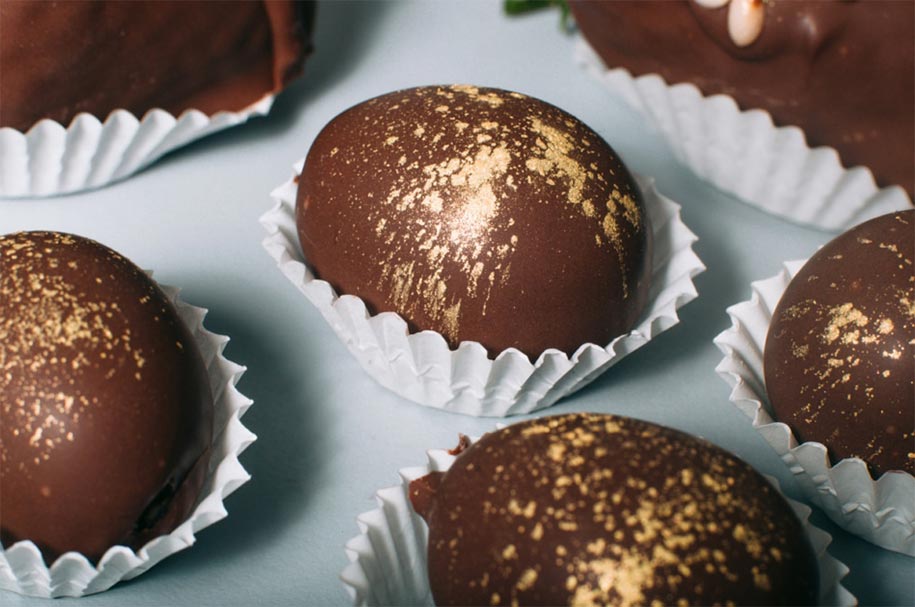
[0,0,315,130]
[411,413,819,606]
[569,0,915,196]
[296,85,652,357]
[765,211,915,476]
[0,232,213,563]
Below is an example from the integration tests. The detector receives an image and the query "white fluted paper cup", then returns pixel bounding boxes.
[574,37,912,232]
[340,433,855,607]
[714,262,915,556]
[0,95,274,198]
[0,281,255,598]
[261,160,704,417]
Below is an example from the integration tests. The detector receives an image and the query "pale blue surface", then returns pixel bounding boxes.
[1,1,912,605]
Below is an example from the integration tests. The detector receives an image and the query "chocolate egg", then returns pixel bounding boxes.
[410,413,819,606]
[0,0,315,131]
[569,0,915,195]
[764,210,915,476]
[0,232,213,563]
[296,85,652,357]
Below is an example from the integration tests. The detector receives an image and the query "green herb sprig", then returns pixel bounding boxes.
[504,0,573,31]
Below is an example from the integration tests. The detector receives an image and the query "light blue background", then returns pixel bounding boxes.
[2,2,912,605]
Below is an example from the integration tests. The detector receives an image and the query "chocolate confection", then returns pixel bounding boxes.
[410,413,819,606]
[764,211,915,477]
[0,232,213,563]
[569,0,915,196]
[296,85,652,357]
[0,0,315,131]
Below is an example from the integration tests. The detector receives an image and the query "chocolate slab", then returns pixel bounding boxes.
[0,0,314,131]
[569,0,915,196]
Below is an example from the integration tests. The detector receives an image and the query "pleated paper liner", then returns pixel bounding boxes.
[714,261,915,556]
[261,159,704,417]
[574,37,912,232]
[340,433,854,607]
[0,95,273,198]
[0,281,255,597]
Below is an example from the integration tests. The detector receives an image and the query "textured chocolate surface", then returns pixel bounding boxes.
[296,85,652,357]
[569,0,915,196]
[0,0,314,131]
[764,211,915,477]
[411,413,819,606]
[0,232,213,563]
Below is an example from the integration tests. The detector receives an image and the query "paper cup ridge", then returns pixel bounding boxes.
[574,36,911,232]
[0,282,255,598]
[0,96,273,198]
[713,261,915,555]
[261,160,705,417]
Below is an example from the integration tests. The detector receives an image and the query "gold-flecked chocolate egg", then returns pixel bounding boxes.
[765,210,915,476]
[0,231,213,563]
[410,413,820,606]
[296,85,652,357]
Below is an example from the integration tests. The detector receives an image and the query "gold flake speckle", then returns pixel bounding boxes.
[0,232,184,468]
[300,86,649,353]
[420,413,815,606]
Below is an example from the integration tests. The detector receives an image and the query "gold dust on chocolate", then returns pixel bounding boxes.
[1,234,143,465]
[413,413,818,606]
[0,231,213,563]
[296,85,652,357]
[764,211,915,476]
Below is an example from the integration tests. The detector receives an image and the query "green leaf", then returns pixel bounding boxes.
[504,0,554,15]
[504,0,574,32]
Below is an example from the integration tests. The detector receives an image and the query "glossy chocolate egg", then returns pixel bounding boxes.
[765,210,915,476]
[296,85,652,357]
[0,232,213,563]
[410,413,819,606]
